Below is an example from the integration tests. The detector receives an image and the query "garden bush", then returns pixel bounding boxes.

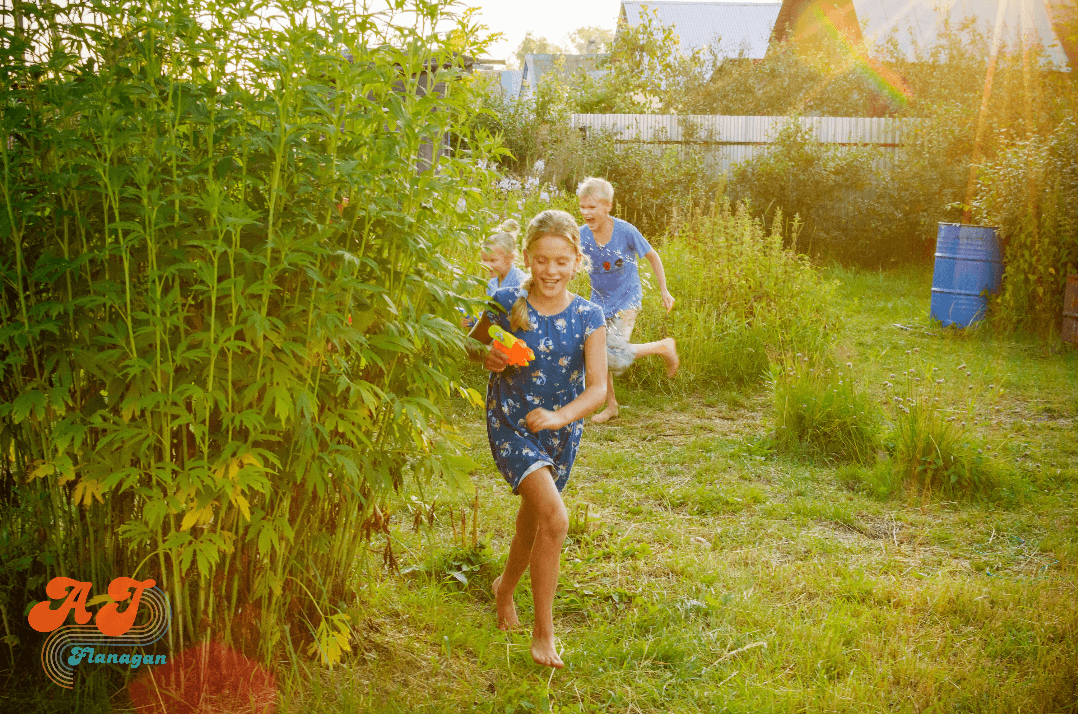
[627,201,842,388]
[0,0,492,683]
[975,117,1078,339]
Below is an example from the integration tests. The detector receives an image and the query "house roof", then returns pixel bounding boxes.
[619,0,783,59]
[518,54,609,97]
[850,0,1072,69]
[522,54,608,85]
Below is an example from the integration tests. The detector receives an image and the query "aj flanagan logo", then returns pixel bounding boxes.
[28,576,171,688]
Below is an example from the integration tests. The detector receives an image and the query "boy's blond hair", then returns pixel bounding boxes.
[576,177,614,203]
[509,211,592,332]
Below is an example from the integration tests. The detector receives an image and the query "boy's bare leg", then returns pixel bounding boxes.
[493,497,539,631]
[515,467,569,668]
[593,338,679,423]
[631,337,679,377]
[591,372,618,423]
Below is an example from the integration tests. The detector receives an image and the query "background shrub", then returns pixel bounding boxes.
[976,117,1078,338]
[627,202,841,388]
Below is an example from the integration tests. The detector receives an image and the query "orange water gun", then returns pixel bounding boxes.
[488,325,535,367]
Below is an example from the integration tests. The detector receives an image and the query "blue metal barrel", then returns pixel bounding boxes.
[930,223,1003,328]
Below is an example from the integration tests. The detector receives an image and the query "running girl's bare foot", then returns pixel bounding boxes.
[530,634,564,668]
[591,406,618,423]
[661,338,680,377]
[493,576,520,630]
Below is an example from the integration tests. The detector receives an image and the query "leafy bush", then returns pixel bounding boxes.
[627,201,842,388]
[770,354,882,464]
[727,122,889,261]
[0,0,489,675]
[684,39,909,118]
[975,118,1078,338]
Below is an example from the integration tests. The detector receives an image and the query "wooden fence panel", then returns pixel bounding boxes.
[569,114,912,173]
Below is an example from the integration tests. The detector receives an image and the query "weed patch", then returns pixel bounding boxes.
[770,353,882,464]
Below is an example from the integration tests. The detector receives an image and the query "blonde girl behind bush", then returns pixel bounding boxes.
[482,219,527,296]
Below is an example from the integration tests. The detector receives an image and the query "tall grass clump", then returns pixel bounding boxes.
[884,350,1006,498]
[628,199,842,388]
[770,353,881,464]
[0,0,493,690]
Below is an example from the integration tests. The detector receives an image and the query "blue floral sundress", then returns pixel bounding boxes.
[485,288,605,493]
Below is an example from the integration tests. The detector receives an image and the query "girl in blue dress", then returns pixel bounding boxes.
[467,210,607,669]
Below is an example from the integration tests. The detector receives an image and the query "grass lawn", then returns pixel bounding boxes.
[285,266,1078,713]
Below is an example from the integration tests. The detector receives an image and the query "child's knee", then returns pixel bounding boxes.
[542,500,569,540]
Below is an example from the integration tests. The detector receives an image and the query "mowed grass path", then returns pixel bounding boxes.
[289,267,1078,714]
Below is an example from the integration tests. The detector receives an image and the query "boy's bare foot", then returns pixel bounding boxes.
[530,634,564,668]
[591,406,618,423]
[661,338,679,377]
[493,576,520,630]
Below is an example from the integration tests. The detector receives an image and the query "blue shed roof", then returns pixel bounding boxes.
[619,0,783,59]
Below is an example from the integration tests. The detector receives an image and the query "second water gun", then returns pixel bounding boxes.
[488,325,535,367]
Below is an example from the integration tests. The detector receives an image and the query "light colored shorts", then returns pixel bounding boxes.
[606,309,638,377]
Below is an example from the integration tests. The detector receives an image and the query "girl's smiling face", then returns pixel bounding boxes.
[578,195,612,231]
[480,247,514,281]
[524,235,579,302]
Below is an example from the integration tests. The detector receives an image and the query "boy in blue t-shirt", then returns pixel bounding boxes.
[577,177,678,423]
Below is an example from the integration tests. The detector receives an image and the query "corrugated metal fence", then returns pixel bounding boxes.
[570,114,914,173]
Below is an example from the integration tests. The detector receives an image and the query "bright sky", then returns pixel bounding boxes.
[459,0,623,64]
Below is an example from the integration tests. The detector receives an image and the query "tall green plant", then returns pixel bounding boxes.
[0,0,491,678]
[975,118,1078,337]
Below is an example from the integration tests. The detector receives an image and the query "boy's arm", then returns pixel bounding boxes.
[643,249,675,313]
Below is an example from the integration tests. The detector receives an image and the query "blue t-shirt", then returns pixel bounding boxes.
[486,266,528,297]
[580,218,653,319]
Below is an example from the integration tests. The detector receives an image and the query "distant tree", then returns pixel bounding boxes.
[514,32,566,68]
[601,8,704,112]
[567,26,614,54]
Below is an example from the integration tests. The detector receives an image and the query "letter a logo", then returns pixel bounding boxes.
[28,578,93,633]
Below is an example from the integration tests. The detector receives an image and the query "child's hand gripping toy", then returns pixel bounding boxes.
[488,325,535,367]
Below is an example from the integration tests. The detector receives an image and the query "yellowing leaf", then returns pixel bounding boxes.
[72,479,105,507]
[180,508,200,532]
[86,593,115,608]
[179,504,214,531]
[28,462,54,481]
[231,489,251,522]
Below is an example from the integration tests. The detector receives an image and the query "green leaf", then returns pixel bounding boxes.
[12,391,46,424]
